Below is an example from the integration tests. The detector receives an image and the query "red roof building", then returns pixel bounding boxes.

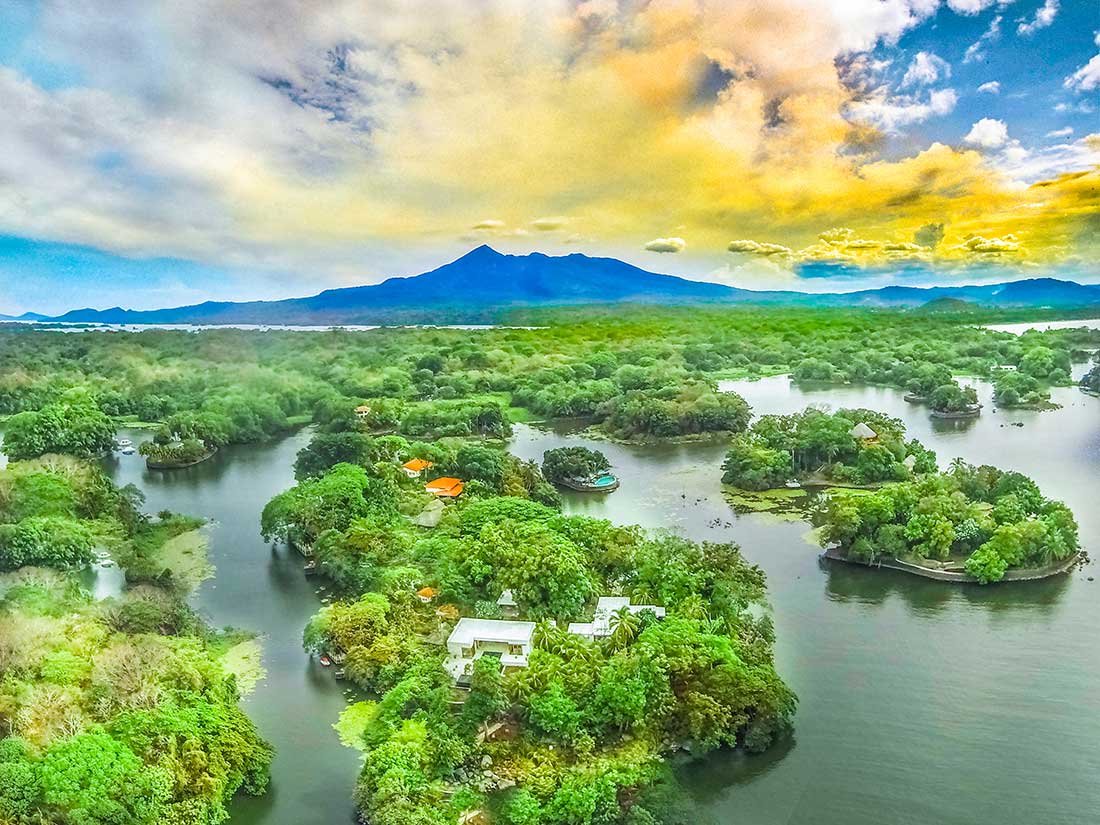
[425,477,464,497]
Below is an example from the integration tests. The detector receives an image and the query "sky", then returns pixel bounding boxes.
[0,0,1098,315]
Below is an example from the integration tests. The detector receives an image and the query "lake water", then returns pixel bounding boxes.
[101,374,1100,825]
[103,429,365,824]
[984,318,1100,334]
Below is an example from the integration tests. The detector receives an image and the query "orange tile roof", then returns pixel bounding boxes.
[425,477,464,497]
[403,458,434,472]
[416,586,438,598]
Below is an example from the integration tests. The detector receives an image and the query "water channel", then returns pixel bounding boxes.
[96,371,1100,825]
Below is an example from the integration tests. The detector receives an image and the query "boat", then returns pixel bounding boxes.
[303,560,318,576]
[117,437,133,448]
[121,447,135,455]
[558,472,620,493]
[319,653,333,667]
[784,480,802,489]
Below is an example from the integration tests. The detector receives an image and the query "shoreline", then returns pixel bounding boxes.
[822,546,1082,583]
[929,406,981,420]
[145,446,218,470]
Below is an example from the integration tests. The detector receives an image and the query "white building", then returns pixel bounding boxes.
[849,422,877,440]
[567,596,665,640]
[496,589,518,618]
[445,618,536,682]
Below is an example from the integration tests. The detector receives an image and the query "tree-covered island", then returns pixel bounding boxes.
[263,433,795,825]
[821,460,1080,584]
[721,407,937,491]
[541,447,618,491]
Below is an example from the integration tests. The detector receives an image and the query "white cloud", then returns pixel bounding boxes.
[947,0,999,15]
[1017,0,1059,36]
[1065,54,1100,91]
[472,219,506,230]
[1046,126,1073,138]
[977,81,1001,94]
[727,239,793,257]
[993,132,1100,183]
[644,237,686,253]
[846,88,958,133]
[964,118,1010,149]
[902,51,950,87]
[964,15,1002,63]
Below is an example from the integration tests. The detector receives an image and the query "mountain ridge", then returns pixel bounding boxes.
[11,246,1100,324]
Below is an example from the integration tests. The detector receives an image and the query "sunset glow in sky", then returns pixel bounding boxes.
[0,0,1098,313]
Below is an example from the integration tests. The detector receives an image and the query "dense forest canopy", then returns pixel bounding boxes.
[276,454,793,825]
[721,407,937,490]
[821,461,1079,583]
[2,309,1096,453]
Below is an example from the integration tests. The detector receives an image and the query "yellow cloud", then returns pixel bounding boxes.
[182,2,1097,274]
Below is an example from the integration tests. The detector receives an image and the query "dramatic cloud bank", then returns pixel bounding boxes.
[0,0,1097,310]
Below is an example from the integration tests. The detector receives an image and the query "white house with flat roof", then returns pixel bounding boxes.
[445,618,536,682]
[567,596,665,640]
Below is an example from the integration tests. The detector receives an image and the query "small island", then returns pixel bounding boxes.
[139,412,227,468]
[820,460,1080,584]
[140,437,218,468]
[927,381,981,419]
[541,446,619,492]
[721,407,937,492]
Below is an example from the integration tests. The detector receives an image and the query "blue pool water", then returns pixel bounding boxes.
[593,473,617,487]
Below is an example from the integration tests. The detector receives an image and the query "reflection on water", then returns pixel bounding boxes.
[104,428,363,825]
[85,369,1100,825]
[510,372,1100,825]
[77,558,127,600]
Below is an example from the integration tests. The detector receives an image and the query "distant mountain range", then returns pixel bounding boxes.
[5,245,1100,325]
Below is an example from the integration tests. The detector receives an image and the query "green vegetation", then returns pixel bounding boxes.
[1,392,115,461]
[541,446,611,485]
[139,437,212,467]
[2,308,1094,460]
[721,408,936,491]
[928,382,980,415]
[1,307,1096,823]
[0,456,140,572]
[992,369,1055,409]
[821,460,1079,583]
[0,456,272,823]
[0,571,272,824]
[283,469,794,825]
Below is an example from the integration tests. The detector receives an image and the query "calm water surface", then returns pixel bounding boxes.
[104,428,364,825]
[100,373,1100,825]
[512,376,1100,825]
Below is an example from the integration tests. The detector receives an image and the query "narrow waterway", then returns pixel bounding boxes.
[104,428,364,825]
[96,372,1100,825]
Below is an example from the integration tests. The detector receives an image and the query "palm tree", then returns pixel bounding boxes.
[608,606,640,650]
[532,620,557,652]
[678,594,708,621]
[701,615,726,635]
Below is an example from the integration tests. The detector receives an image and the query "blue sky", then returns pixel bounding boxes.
[0,0,1097,315]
